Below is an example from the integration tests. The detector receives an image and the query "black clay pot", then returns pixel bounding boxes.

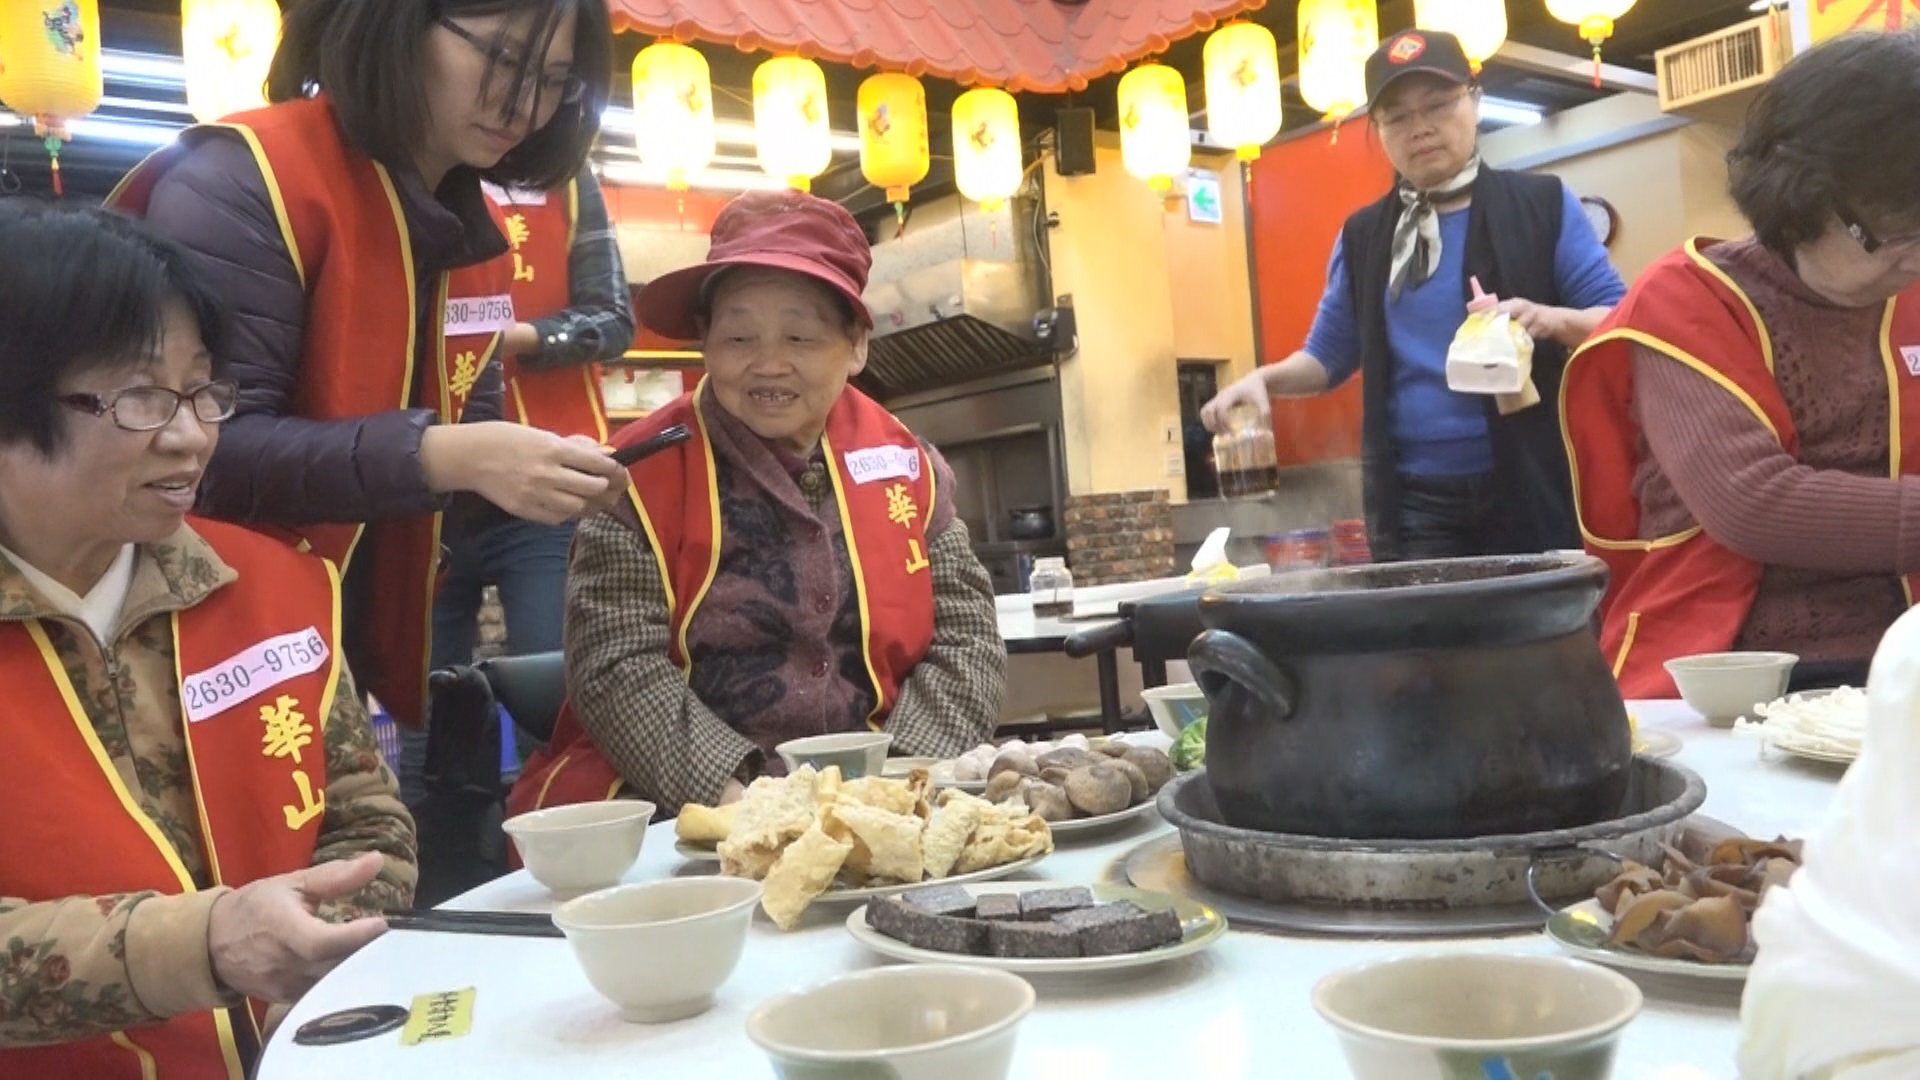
[1007,505,1054,540]
[1186,554,1631,840]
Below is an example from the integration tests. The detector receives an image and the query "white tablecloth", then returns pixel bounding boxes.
[258,701,1841,1079]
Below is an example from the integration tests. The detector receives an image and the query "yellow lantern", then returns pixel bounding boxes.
[181,0,282,123]
[752,56,832,191]
[858,73,929,204]
[1204,22,1282,161]
[0,0,104,193]
[1412,0,1508,72]
[950,87,1021,211]
[631,41,715,191]
[1546,0,1637,81]
[1117,63,1190,193]
[1298,0,1378,123]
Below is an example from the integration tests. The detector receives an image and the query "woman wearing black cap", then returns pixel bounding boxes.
[1203,29,1625,562]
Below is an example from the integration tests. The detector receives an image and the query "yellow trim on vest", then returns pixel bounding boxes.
[605,778,624,800]
[209,1010,246,1080]
[374,163,422,415]
[817,432,887,731]
[534,749,577,808]
[676,384,725,670]
[168,611,226,889]
[110,1031,157,1080]
[583,364,610,443]
[1875,299,1916,608]
[1611,611,1641,680]
[627,486,680,628]
[510,377,532,427]
[565,177,580,251]
[1561,325,1773,552]
[1681,238,1774,375]
[316,558,347,736]
[432,277,455,420]
[27,621,196,890]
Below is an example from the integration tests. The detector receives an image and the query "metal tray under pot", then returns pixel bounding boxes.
[1139,757,1705,935]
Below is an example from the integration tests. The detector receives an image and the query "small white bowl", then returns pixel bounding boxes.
[747,964,1035,1080]
[1313,952,1642,1080]
[776,731,893,779]
[501,799,654,897]
[1140,682,1209,739]
[553,877,762,1023]
[1664,651,1798,728]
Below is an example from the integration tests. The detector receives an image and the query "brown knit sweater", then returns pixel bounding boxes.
[1629,238,1920,664]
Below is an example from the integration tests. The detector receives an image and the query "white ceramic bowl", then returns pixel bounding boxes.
[501,799,654,897]
[747,964,1035,1080]
[1313,952,1643,1080]
[1664,651,1798,728]
[776,731,893,779]
[1140,682,1209,739]
[553,876,762,1023]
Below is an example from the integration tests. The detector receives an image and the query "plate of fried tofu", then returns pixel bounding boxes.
[847,882,1226,974]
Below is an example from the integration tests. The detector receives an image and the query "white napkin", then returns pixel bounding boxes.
[1738,607,1920,1078]
[1185,527,1236,587]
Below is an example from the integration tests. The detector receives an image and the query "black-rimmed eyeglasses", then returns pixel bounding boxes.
[1836,201,1920,256]
[60,381,239,432]
[436,17,587,107]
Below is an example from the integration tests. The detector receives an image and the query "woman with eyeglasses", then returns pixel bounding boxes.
[1563,31,1920,702]
[110,0,630,734]
[0,204,415,1077]
[1201,29,1625,562]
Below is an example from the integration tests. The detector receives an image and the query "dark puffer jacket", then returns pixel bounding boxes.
[138,132,510,526]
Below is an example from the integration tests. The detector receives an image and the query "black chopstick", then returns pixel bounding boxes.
[385,909,564,939]
[610,423,691,467]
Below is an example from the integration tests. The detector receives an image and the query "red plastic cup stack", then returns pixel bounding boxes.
[1330,519,1371,566]
[1265,528,1330,572]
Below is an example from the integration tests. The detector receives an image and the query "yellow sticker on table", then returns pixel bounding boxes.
[1809,0,1920,45]
[401,987,476,1046]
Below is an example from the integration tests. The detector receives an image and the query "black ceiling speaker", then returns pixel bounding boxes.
[1055,107,1096,176]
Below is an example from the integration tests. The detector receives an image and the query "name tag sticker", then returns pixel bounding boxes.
[1902,346,1920,378]
[181,627,330,724]
[842,446,922,485]
[402,987,477,1047]
[444,294,516,337]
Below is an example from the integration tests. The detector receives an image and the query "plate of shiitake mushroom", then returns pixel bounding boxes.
[973,740,1175,840]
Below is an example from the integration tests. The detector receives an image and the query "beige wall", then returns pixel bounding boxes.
[1042,135,1257,500]
[1482,94,1746,282]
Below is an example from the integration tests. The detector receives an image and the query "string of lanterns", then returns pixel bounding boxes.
[0,2,1632,204]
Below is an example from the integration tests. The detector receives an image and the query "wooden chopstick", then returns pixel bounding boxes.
[385,909,564,939]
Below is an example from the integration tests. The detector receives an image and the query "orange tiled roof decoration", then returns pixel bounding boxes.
[608,0,1268,94]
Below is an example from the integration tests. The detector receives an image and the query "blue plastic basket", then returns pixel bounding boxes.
[369,709,401,764]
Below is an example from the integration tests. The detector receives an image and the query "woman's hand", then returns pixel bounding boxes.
[1200,369,1275,433]
[207,853,390,1003]
[1469,276,1565,343]
[422,423,632,524]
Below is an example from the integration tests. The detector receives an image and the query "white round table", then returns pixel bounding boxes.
[258,701,1842,1079]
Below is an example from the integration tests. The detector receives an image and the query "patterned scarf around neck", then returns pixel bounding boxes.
[1388,154,1481,300]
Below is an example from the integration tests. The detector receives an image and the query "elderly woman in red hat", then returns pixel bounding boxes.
[509,190,1005,815]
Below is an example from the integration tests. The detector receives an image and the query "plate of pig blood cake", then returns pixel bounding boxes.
[846,881,1227,974]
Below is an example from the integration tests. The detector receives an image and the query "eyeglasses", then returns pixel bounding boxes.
[60,381,239,433]
[436,17,587,107]
[1836,201,1920,257]
[1373,88,1473,133]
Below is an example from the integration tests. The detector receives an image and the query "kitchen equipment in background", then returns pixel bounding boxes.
[1008,505,1054,540]
[1212,403,1279,499]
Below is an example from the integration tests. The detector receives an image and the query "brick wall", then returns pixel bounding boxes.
[1063,490,1176,586]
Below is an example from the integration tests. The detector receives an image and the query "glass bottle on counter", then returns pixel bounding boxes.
[1212,403,1279,499]
[1028,557,1075,619]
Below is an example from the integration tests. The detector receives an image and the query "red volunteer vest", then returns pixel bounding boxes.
[0,518,342,1079]
[507,382,938,815]
[485,179,610,442]
[110,96,513,727]
[1562,238,1920,697]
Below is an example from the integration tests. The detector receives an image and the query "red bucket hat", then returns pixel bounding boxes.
[634,189,875,342]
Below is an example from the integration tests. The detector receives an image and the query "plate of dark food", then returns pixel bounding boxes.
[847,881,1226,974]
[1544,834,1804,983]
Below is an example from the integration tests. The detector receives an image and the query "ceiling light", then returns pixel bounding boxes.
[101,48,187,88]
[599,160,788,193]
[1478,95,1543,126]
